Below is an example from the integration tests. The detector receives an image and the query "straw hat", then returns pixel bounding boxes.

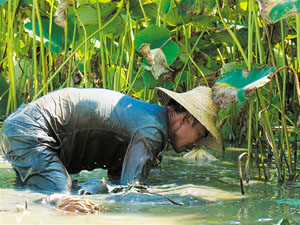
[155,86,223,152]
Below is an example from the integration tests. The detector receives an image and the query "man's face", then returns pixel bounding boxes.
[170,116,208,153]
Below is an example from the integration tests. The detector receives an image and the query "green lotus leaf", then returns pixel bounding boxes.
[178,0,216,16]
[178,0,196,16]
[83,16,123,38]
[269,2,294,22]
[160,0,172,14]
[212,66,275,108]
[0,0,7,6]
[76,3,117,26]
[76,4,123,37]
[259,0,300,23]
[130,1,157,20]
[143,70,166,89]
[24,17,76,54]
[219,62,247,75]
[77,5,99,26]
[142,69,186,89]
[134,24,179,65]
[166,7,217,27]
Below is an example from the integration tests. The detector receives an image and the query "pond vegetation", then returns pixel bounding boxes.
[0,0,300,223]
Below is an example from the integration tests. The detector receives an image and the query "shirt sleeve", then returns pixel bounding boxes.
[120,128,164,185]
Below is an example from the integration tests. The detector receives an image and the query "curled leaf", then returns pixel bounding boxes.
[258,0,300,23]
[140,44,173,80]
[43,194,106,215]
[212,66,275,108]
[212,84,239,108]
[55,0,72,28]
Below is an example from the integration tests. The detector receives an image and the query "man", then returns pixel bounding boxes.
[0,86,222,193]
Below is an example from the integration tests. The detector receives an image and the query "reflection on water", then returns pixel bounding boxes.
[1,149,300,224]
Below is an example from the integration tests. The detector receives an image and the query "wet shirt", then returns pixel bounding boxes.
[30,88,168,185]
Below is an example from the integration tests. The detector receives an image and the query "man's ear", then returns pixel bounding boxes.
[180,113,193,125]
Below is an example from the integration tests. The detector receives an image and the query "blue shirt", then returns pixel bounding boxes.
[31,88,168,184]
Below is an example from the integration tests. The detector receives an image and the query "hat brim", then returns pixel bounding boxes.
[155,87,223,152]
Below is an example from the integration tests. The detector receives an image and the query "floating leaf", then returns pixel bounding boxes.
[43,194,106,215]
[212,66,275,108]
[140,44,173,80]
[258,0,300,23]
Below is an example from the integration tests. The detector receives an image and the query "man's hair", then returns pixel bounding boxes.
[167,99,187,114]
[167,99,199,126]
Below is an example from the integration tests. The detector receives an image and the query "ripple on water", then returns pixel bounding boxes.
[0,151,300,224]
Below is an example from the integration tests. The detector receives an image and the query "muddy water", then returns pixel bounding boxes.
[0,149,299,225]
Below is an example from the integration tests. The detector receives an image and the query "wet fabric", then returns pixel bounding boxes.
[0,88,168,192]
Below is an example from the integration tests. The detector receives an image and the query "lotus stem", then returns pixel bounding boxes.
[73,0,88,88]
[32,5,123,100]
[33,0,46,94]
[96,1,107,89]
[238,152,250,195]
[297,15,300,68]
[216,0,248,65]
[174,23,208,91]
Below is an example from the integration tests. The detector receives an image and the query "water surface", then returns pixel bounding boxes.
[0,149,299,224]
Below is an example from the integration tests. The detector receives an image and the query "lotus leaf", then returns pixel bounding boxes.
[140,44,173,80]
[134,24,179,66]
[55,0,72,28]
[0,0,7,6]
[130,1,157,20]
[142,70,174,89]
[212,66,275,108]
[259,0,300,23]
[178,0,216,16]
[24,17,75,54]
[43,194,105,214]
[160,0,172,14]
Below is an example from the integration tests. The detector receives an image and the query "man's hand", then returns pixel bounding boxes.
[78,178,109,195]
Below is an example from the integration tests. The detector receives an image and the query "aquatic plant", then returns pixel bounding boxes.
[0,0,299,186]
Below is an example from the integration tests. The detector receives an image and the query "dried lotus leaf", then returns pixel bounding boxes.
[55,0,72,28]
[44,194,106,215]
[140,44,173,80]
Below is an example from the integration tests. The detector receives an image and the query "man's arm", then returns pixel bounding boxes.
[120,130,164,185]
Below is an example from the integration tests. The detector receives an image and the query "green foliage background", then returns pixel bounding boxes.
[0,0,299,184]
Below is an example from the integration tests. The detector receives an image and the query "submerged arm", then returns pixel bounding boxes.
[120,129,164,185]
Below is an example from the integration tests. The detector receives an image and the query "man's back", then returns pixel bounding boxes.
[30,88,168,174]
